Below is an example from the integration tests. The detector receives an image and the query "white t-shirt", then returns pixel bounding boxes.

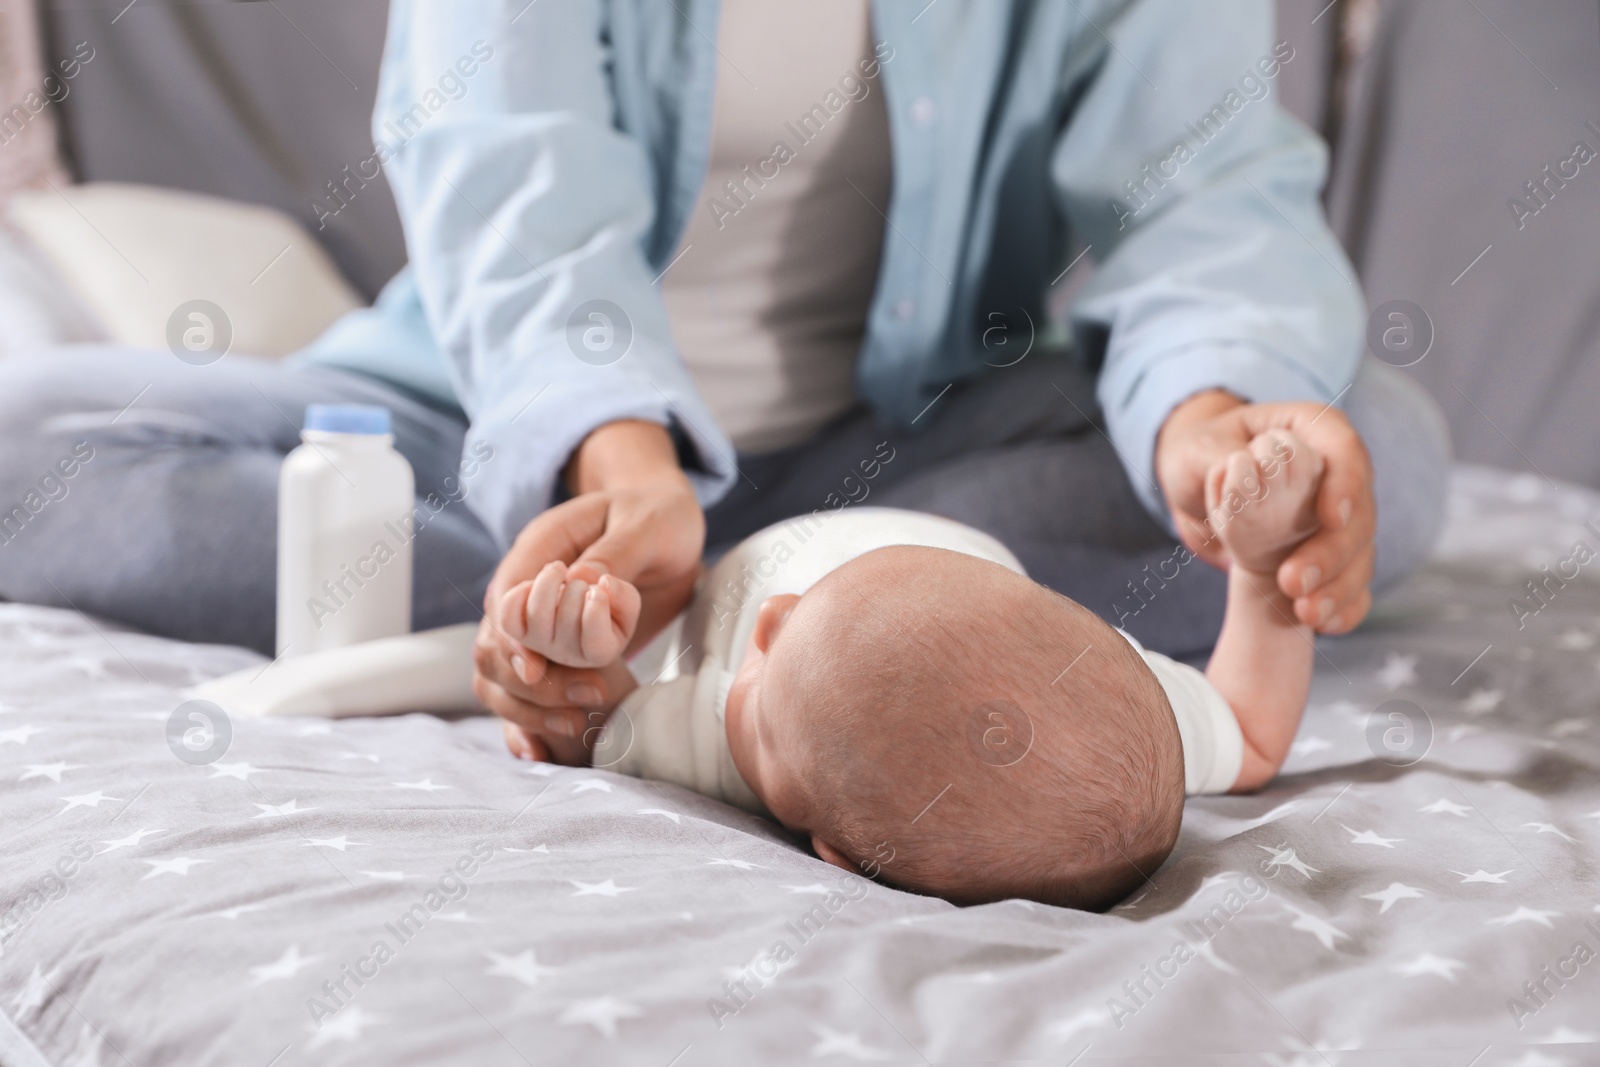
[592,508,1245,808]
[659,0,891,454]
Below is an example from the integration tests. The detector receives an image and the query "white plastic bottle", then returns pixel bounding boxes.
[276,404,414,657]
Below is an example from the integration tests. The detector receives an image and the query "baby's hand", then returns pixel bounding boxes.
[1205,428,1324,576]
[498,561,641,669]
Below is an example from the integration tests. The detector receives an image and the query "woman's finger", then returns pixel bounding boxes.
[1289,542,1374,630]
[501,719,548,762]
[473,674,592,763]
[473,630,610,709]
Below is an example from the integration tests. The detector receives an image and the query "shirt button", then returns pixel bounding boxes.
[893,298,916,320]
[909,96,937,127]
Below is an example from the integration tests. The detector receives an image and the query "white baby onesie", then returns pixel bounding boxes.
[1117,630,1243,795]
[591,507,1027,814]
[591,507,1247,809]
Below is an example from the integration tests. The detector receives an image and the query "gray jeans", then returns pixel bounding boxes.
[0,347,1448,657]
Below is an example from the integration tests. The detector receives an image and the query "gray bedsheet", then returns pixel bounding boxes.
[2,465,1598,1066]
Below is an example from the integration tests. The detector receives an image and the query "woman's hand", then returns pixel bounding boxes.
[1155,389,1375,634]
[473,420,705,764]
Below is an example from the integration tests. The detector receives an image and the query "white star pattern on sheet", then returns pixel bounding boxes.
[1289,736,1331,757]
[1522,822,1577,842]
[306,1006,381,1048]
[1283,904,1348,950]
[501,844,549,854]
[809,1024,891,1060]
[1198,872,1245,892]
[1340,825,1402,848]
[1239,799,1301,829]
[1393,953,1465,981]
[249,945,323,984]
[1192,940,1239,975]
[558,996,641,1039]
[252,799,316,818]
[707,858,764,870]
[636,808,681,823]
[143,857,209,879]
[1504,1052,1566,1067]
[98,828,165,854]
[1257,845,1319,878]
[62,654,111,679]
[1541,1026,1597,1043]
[1324,699,1365,724]
[59,790,122,813]
[1451,869,1513,884]
[1488,907,1560,928]
[1556,629,1594,649]
[304,836,366,852]
[1360,882,1424,913]
[571,778,612,793]
[1419,798,1472,817]
[525,763,559,777]
[208,762,263,781]
[393,778,451,792]
[20,762,82,783]
[1044,1006,1107,1042]
[1,725,49,745]
[782,884,831,895]
[360,871,406,882]
[722,948,796,983]
[570,879,637,897]
[1376,653,1417,689]
[11,964,52,1017]
[1460,688,1503,715]
[484,949,561,987]
[59,1022,103,1067]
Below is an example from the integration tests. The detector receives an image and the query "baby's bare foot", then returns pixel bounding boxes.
[1205,428,1323,575]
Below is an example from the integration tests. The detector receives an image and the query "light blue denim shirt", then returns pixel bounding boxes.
[299,0,1362,549]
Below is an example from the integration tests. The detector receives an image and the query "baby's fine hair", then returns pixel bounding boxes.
[776,546,1185,910]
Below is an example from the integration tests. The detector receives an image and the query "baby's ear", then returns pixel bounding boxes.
[752,593,803,653]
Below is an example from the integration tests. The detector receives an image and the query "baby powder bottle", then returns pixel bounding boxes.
[276,404,414,657]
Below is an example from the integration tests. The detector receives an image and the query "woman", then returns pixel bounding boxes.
[0,0,1448,765]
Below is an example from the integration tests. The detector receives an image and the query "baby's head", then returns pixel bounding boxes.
[724,545,1184,910]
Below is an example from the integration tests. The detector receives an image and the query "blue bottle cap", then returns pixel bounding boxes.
[303,404,392,435]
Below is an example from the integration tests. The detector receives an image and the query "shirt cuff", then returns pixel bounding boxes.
[1100,343,1339,530]
[464,367,738,549]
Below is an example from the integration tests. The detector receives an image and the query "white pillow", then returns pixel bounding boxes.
[6,182,363,360]
[0,222,107,358]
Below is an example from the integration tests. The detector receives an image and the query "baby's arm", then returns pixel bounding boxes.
[1202,429,1322,791]
[498,561,642,669]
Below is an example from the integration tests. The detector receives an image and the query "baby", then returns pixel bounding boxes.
[497,429,1323,909]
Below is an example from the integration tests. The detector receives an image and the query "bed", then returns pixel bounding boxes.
[2,463,1596,1066]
